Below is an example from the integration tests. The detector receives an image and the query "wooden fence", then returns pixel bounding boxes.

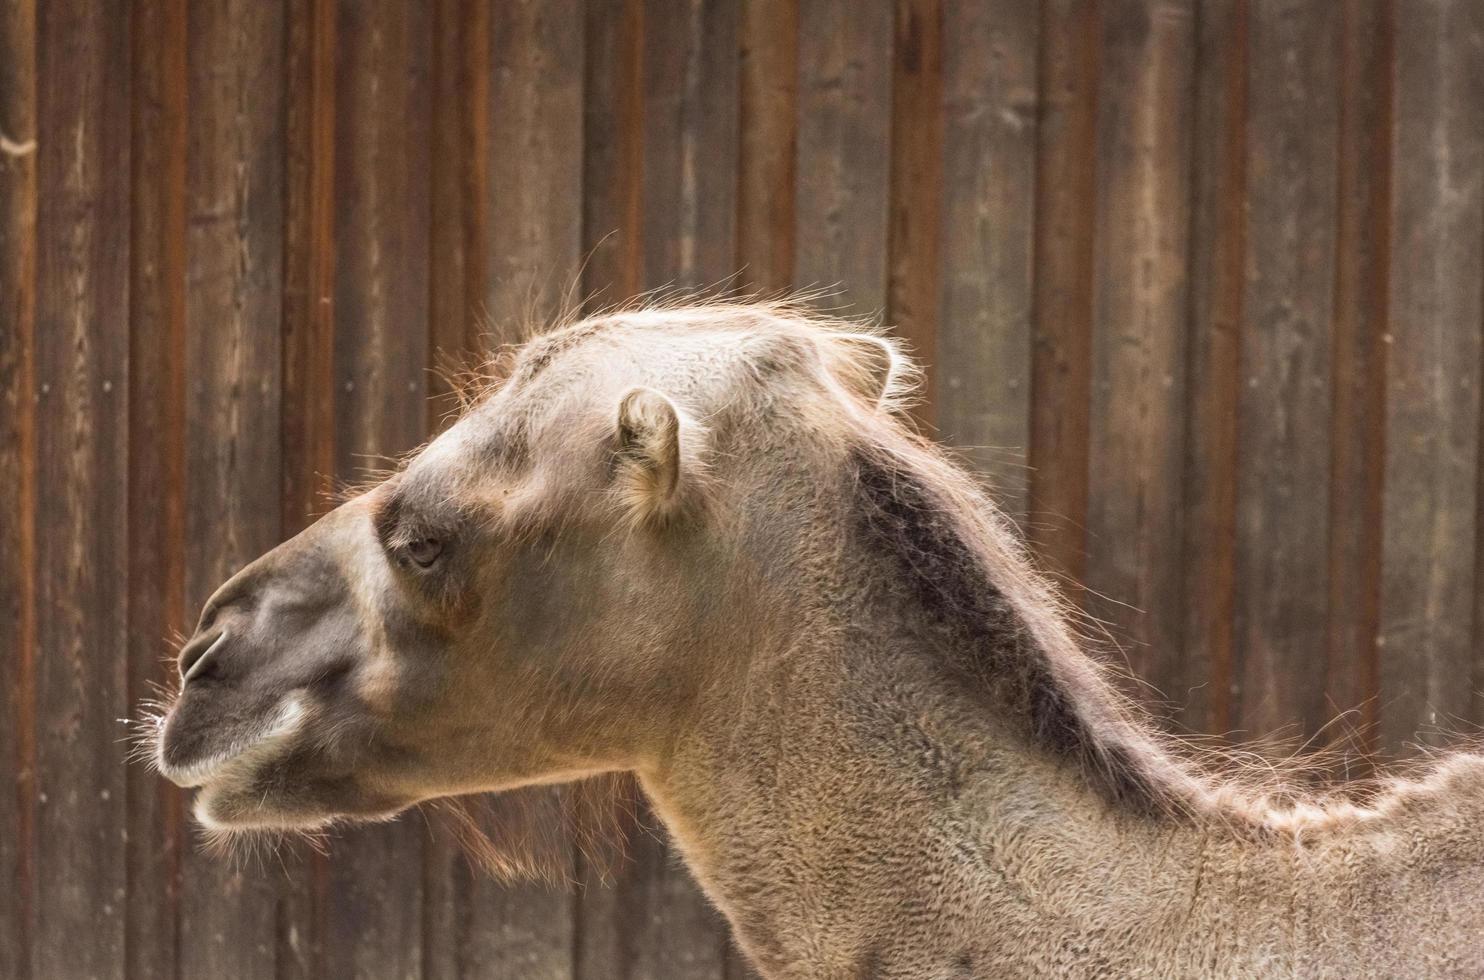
[2,0,1482,977]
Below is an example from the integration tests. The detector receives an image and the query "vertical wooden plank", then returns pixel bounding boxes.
[31,1,131,977]
[282,0,337,975]
[639,0,740,293]
[886,0,943,424]
[736,0,796,295]
[0,2,37,977]
[482,0,584,330]
[177,2,288,977]
[127,1,187,978]
[458,3,584,977]
[580,0,643,309]
[1083,0,1195,706]
[1180,0,1247,737]
[329,1,432,976]
[422,825,460,980]
[1028,0,1098,584]
[284,0,338,535]
[427,0,474,433]
[935,0,1039,520]
[461,0,491,348]
[793,0,893,311]
[1324,0,1391,757]
[1382,0,1484,751]
[1233,0,1341,741]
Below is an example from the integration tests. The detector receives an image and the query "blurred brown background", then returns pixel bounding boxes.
[2,0,1483,977]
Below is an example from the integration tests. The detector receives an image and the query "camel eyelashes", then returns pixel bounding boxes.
[372,490,454,570]
[405,536,444,569]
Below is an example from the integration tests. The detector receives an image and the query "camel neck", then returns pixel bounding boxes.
[637,633,1206,977]
[635,622,1483,977]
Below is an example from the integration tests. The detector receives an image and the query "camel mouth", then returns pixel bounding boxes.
[157,693,310,790]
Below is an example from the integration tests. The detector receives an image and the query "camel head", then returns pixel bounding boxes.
[151,306,906,833]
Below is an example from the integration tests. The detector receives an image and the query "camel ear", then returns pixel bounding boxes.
[833,333,900,408]
[615,387,688,520]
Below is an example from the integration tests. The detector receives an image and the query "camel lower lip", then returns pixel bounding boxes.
[159,748,252,789]
[158,694,309,788]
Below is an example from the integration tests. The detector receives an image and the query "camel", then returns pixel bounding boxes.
[148,303,1484,977]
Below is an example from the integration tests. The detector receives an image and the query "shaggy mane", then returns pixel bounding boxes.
[850,445,1175,816]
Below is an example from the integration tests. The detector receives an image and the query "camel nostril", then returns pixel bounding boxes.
[179,629,229,684]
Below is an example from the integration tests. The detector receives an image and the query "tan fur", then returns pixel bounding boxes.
[148,301,1484,978]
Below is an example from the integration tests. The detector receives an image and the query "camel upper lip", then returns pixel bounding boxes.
[157,694,309,788]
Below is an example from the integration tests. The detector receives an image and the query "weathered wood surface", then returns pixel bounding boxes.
[1379,0,1484,751]
[1234,0,1342,744]
[1082,0,1193,711]
[935,0,1037,520]
[0,2,37,979]
[31,4,132,979]
[3,2,1483,975]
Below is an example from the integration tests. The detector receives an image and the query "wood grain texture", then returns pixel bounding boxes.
[640,0,739,292]
[581,0,644,311]
[177,2,289,977]
[1234,0,1341,742]
[1083,0,1194,708]
[1380,0,1484,750]
[328,2,432,977]
[1324,0,1391,758]
[31,1,132,976]
[483,0,584,330]
[283,0,337,534]
[736,0,797,295]
[427,0,474,434]
[886,0,944,425]
[0,1,37,977]
[126,1,186,978]
[935,0,1038,519]
[793,0,893,312]
[1028,0,1099,586]
[1179,0,1247,737]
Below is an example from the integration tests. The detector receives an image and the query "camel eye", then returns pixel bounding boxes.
[406,537,443,569]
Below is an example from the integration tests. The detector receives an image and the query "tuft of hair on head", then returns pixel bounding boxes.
[612,385,709,528]
[433,341,523,420]
[821,328,920,416]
